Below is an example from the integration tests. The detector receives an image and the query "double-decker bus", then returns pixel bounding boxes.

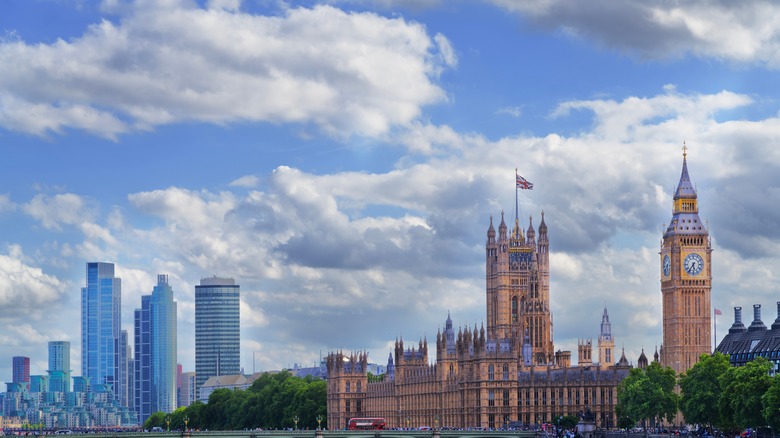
[347,418,386,430]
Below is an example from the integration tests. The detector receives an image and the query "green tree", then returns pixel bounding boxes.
[679,352,730,429]
[143,411,166,430]
[617,362,678,430]
[762,374,780,430]
[718,357,772,431]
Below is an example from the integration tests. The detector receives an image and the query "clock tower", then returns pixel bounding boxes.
[660,146,712,374]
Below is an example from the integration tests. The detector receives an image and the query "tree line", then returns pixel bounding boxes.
[144,371,327,431]
[617,353,780,434]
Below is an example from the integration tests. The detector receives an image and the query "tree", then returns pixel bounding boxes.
[617,363,678,430]
[762,374,780,431]
[143,411,166,430]
[718,357,772,431]
[679,352,730,429]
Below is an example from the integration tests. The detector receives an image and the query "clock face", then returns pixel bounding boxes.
[683,253,704,276]
[663,255,671,277]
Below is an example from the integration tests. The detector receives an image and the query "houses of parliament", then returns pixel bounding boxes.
[326,151,712,430]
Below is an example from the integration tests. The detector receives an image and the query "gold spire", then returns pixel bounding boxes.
[682,141,687,158]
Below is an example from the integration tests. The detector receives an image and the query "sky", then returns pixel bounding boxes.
[1,0,780,381]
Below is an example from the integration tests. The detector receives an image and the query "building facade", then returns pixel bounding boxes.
[81,262,122,398]
[660,150,712,375]
[134,274,178,423]
[716,303,780,375]
[195,276,240,396]
[12,357,30,385]
[327,208,633,430]
[47,341,71,393]
[178,372,197,408]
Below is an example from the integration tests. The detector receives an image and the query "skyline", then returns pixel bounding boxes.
[2,0,780,381]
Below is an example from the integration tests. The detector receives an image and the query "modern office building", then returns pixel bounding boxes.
[11,356,29,385]
[134,274,178,423]
[81,262,122,398]
[48,341,71,393]
[179,371,197,408]
[195,276,240,396]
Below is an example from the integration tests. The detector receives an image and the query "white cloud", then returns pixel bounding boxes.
[0,248,65,312]
[486,0,780,67]
[229,175,259,188]
[23,193,97,230]
[0,3,452,138]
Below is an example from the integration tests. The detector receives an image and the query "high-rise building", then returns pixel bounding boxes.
[118,330,131,407]
[81,262,122,397]
[195,276,240,395]
[47,341,71,393]
[660,148,712,374]
[12,356,30,384]
[134,274,178,424]
[179,371,197,408]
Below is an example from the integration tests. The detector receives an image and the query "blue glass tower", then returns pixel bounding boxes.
[81,262,121,397]
[134,274,178,424]
[47,341,71,393]
[195,276,240,395]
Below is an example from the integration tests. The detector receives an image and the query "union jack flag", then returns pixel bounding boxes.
[714,308,722,315]
[516,174,533,190]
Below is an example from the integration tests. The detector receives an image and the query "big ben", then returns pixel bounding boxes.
[660,146,712,375]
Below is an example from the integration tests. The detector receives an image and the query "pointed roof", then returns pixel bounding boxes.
[674,146,697,199]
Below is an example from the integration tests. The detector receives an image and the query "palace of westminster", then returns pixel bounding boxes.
[326,151,717,430]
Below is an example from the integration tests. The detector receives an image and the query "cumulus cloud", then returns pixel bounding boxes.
[0,247,65,313]
[0,2,452,138]
[487,0,780,66]
[23,193,97,230]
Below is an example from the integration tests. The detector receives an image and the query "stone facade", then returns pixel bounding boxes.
[327,203,634,430]
[660,149,712,375]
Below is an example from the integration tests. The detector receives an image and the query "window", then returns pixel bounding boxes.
[503,390,510,407]
[488,364,495,381]
[488,390,495,407]
[512,296,518,323]
[345,381,350,393]
[503,364,509,380]
[356,381,362,392]
[346,400,350,413]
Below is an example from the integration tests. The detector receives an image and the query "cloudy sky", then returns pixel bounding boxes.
[1,0,780,381]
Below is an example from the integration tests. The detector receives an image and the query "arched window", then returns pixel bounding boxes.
[356,381,362,392]
[488,364,495,381]
[503,364,509,381]
[345,381,350,393]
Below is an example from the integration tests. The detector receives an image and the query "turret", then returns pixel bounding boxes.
[772,302,780,330]
[498,211,507,240]
[526,215,536,245]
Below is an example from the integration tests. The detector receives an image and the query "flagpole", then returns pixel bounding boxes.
[515,168,519,222]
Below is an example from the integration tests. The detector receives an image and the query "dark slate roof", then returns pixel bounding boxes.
[716,305,780,370]
[674,156,697,199]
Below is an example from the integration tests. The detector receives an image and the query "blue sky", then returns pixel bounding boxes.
[1,0,780,380]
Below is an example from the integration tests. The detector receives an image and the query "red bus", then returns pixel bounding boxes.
[347,418,386,430]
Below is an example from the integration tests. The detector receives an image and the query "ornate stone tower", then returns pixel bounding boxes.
[660,147,712,374]
[485,210,553,365]
[598,306,614,368]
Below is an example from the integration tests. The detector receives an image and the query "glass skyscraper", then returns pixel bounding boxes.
[134,274,178,424]
[47,341,71,392]
[195,276,240,395]
[81,262,121,397]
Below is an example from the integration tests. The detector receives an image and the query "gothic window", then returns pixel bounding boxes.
[512,296,518,323]
[356,381,362,392]
[502,364,509,381]
[503,390,510,406]
[346,400,351,412]
[488,390,495,407]
[488,364,495,381]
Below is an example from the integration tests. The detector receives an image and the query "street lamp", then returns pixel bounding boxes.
[434,415,439,430]
[316,415,322,430]
[293,415,299,431]
[166,415,171,432]
[184,416,189,431]
[406,416,410,430]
